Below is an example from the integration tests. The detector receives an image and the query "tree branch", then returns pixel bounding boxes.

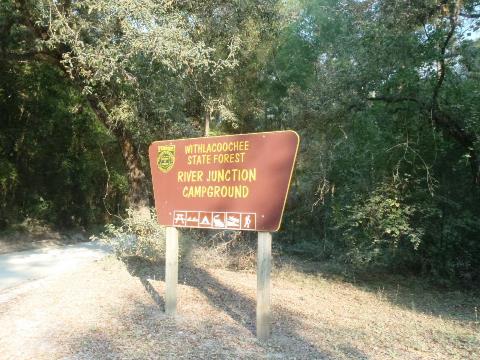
[460,12,480,18]
[424,3,480,185]
[14,0,50,41]
[367,95,420,104]
[432,7,458,108]
[1,51,61,66]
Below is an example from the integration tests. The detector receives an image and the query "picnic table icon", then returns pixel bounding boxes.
[174,213,186,224]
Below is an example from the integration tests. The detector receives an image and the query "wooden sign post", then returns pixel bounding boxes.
[165,227,178,316]
[257,232,272,340]
[148,131,299,339]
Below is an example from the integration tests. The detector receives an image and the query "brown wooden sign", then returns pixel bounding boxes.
[148,131,299,232]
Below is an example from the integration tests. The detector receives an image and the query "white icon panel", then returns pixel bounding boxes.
[173,211,256,230]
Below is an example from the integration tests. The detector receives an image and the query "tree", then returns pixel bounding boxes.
[0,59,127,227]
[251,0,480,278]
[2,0,235,207]
[176,1,280,135]
[301,0,480,185]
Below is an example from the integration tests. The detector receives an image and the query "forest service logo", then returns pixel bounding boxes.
[157,145,175,173]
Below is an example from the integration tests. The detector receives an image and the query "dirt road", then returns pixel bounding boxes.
[0,255,478,359]
[0,241,110,292]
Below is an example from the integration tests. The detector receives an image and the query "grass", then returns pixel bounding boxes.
[0,246,478,359]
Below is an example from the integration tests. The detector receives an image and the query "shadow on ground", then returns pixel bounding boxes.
[279,257,480,326]
[119,256,367,359]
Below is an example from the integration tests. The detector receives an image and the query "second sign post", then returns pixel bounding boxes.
[148,131,299,340]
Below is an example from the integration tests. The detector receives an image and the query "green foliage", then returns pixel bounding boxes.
[1,0,480,285]
[269,0,480,282]
[335,180,424,268]
[0,61,128,227]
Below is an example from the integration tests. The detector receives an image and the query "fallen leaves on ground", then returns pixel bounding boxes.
[0,256,478,359]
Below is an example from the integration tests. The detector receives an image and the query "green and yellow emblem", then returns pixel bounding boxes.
[157,145,175,173]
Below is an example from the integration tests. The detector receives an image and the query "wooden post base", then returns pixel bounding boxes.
[165,227,178,316]
[257,231,272,340]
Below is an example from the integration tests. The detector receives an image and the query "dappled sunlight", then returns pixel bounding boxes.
[1,0,479,358]
[0,256,478,359]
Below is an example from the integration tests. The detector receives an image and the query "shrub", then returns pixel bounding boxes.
[97,208,167,262]
[185,229,258,270]
[334,181,424,269]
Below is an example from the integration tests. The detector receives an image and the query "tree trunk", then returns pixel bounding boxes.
[115,129,149,208]
[205,106,210,137]
[86,95,149,209]
[13,2,151,210]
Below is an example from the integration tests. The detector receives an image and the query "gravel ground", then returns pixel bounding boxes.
[0,256,478,359]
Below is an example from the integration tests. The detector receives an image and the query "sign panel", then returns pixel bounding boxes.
[148,131,299,232]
